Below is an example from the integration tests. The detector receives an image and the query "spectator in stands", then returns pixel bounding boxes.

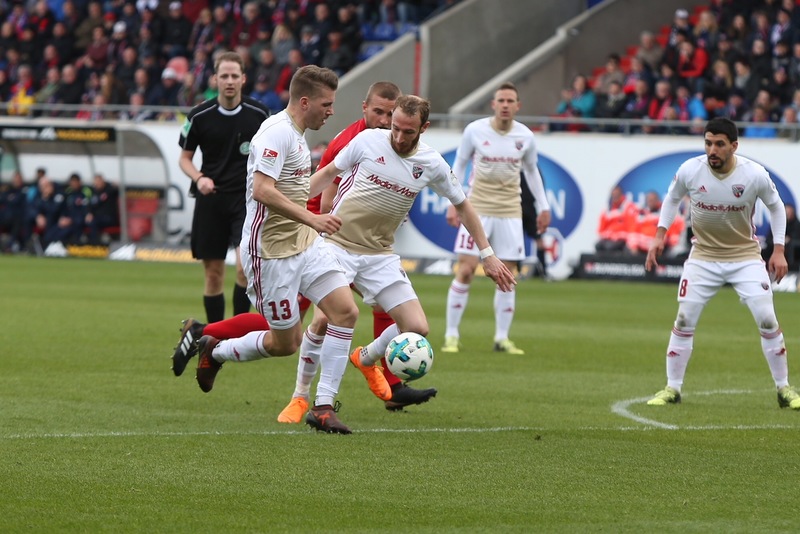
[188,47,212,95]
[281,4,305,40]
[7,64,35,116]
[770,7,794,48]
[743,105,777,138]
[27,177,62,251]
[595,80,627,132]
[668,8,693,48]
[210,6,235,51]
[725,13,750,55]
[693,9,720,51]
[140,6,165,45]
[253,48,282,89]
[249,73,283,113]
[231,1,264,49]
[74,1,104,52]
[50,22,75,65]
[767,66,793,107]
[17,26,39,67]
[115,47,139,91]
[336,5,363,58]
[595,53,626,96]
[777,106,799,139]
[55,64,83,109]
[706,58,734,98]
[596,185,637,254]
[59,1,81,35]
[790,88,800,114]
[748,38,773,85]
[648,79,676,122]
[676,39,709,93]
[34,66,61,110]
[35,44,62,84]
[177,71,200,106]
[749,10,771,48]
[82,26,111,74]
[635,30,663,73]
[276,48,305,104]
[626,191,684,255]
[101,71,128,105]
[771,38,791,73]
[131,67,154,103]
[148,67,181,116]
[321,30,356,76]
[234,45,256,94]
[789,42,800,86]
[311,2,335,46]
[555,74,596,129]
[121,91,152,121]
[656,61,681,94]
[162,2,193,59]
[0,23,17,61]
[108,22,131,70]
[621,78,651,126]
[749,88,781,122]
[622,56,654,95]
[180,0,208,24]
[299,24,323,66]
[722,87,749,121]
[188,7,215,55]
[119,1,142,38]
[732,57,762,104]
[708,32,741,72]
[137,26,159,66]
[271,24,298,66]
[85,173,120,245]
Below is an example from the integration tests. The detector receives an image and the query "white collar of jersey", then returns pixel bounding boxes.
[217,104,242,116]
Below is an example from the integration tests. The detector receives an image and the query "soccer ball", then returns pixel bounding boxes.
[385,332,434,381]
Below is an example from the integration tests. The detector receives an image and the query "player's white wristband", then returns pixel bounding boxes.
[479,246,495,259]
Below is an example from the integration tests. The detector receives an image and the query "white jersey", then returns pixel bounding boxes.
[452,117,549,218]
[329,128,466,255]
[241,110,316,259]
[661,154,784,262]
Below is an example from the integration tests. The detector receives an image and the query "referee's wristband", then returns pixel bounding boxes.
[195,174,205,183]
[479,246,495,259]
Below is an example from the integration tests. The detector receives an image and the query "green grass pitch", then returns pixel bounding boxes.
[2,255,800,533]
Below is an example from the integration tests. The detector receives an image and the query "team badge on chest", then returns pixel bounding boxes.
[731,184,745,198]
[412,164,424,179]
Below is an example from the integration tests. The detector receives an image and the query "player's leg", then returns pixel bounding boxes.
[373,307,402,385]
[192,195,229,323]
[490,218,526,354]
[277,305,329,423]
[648,260,716,406]
[202,259,226,323]
[734,261,800,409]
[444,253,479,353]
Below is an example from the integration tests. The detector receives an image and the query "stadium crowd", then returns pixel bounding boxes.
[0,0,458,118]
[555,0,800,136]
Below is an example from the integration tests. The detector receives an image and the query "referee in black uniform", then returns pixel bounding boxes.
[179,51,270,323]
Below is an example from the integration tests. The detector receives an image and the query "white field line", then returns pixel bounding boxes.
[611,389,798,430]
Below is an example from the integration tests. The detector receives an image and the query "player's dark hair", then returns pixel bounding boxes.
[366,81,401,103]
[214,51,245,74]
[704,117,738,142]
[289,65,338,101]
[394,95,430,125]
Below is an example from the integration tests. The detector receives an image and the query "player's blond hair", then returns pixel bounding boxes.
[394,95,430,125]
[289,65,339,101]
[366,81,401,103]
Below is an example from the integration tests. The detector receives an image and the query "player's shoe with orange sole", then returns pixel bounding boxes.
[277,397,309,423]
[196,335,222,393]
[349,346,392,401]
[305,403,351,434]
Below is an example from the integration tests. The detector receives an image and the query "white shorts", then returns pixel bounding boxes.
[678,259,773,305]
[242,237,349,329]
[453,215,525,261]
[328,244,417,311]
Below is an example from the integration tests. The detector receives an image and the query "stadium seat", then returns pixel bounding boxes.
[372,22,398,41]
[359,43,385,63]
[397,23,418,37]
[361,22,375,41]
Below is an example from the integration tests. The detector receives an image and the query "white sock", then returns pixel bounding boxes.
[761,330,789,389]
[493,287,515,341]
[315,324,353,407]
[213,331,270,362]
[293,327,324,399]
[445,280,470,338]
[665,329,693,392]
[365,324,400,365]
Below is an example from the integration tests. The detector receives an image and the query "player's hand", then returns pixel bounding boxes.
[645,238,665,272]
[537,210,551,235]
[482,256,517,292]
[445,205,460,228]
[769,249,788,284]
[312,213,342,235]
[197,176,216,195]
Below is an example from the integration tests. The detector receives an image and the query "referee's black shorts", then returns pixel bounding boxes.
[191,192,245,260]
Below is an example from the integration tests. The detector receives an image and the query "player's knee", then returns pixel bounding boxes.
[674,301,703,332]
[267,331,301,356]
[398,317,428,337]
[747,296,779,332]
[326,301,359,328]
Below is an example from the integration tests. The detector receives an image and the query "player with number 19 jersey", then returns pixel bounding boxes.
[328,128,466,254]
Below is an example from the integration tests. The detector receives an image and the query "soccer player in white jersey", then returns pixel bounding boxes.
[298,95,516,396]
[442,81,551,355]
[193,66,366,434]
[645,117,800,410]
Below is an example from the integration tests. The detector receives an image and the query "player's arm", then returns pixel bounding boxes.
[179,148,214,196]
[764,194,788,283]
[446,132,474,227]
[309,163,344,200]
[453,198,516,292]
[319,180,339,214]
[254,171,342,235]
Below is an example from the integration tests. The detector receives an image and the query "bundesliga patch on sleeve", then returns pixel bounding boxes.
[261,148,279,166]
[180,119,191,137]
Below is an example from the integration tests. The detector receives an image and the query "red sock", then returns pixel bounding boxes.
[203,312,269,339]
[373,309,402,387]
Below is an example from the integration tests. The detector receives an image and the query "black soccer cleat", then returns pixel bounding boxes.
[384,385,438,411]
[171,318,206,377]
[305,402,352,434]
[195,335,222,393]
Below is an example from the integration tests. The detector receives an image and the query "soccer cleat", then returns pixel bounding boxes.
[171,318,206,377]
[305,402,352,434]
[349,347,392,401]
[384,385,438,411]
[493,339,524,354]
[777,386,800,410]
[441,336,460,353]
[195,335,222,393]
[277,397,310,423]
[647,386,681,406]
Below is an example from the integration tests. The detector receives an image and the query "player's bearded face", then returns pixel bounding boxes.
[704,133,737,172]
[390,110,425,155]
